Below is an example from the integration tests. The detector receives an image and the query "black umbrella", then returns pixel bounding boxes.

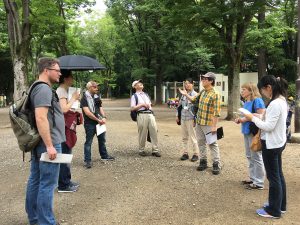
[58,55,106,71]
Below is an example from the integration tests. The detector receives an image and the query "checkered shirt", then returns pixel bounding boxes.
[193,88,221,126]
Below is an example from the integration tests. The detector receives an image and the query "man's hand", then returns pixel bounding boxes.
[47,146,57,160]
[144,103,151,109]
[178,88,187,96]
[211,126,217,134]
[98,119,106,125]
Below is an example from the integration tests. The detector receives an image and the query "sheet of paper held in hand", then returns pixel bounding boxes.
[205,132,217,145]
[238,108,251,115]
[96,124,107,136]
[68,87,81,109]
[201,126,217,145]
[40,153,73,164]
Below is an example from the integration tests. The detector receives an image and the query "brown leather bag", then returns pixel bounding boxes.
[251,129,262,151]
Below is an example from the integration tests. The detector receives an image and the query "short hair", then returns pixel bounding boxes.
[185,78,194,84]
[59,70,72,84]
[86,81,99,89]
[241,82,261,100]
[38,57,59,74]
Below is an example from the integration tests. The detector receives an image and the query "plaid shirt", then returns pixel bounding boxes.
[193,88,221,126]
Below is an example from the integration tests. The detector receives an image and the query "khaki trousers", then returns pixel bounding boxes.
[180,120,199,154]
[137,113,159,152]
[195,124,220,163]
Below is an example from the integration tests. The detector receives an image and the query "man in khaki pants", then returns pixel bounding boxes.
[131,80,161,157]
[176,78,199,162]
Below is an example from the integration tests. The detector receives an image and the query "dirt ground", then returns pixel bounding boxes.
[0,99,299,225]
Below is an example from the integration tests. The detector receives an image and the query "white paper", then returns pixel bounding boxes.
[238,108,251,115]
[205,132,218,144]
[68,87,81,109]
[96,124,107,136]
[40,153,73,164]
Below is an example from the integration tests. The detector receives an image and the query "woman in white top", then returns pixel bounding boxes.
[244,75,288,219]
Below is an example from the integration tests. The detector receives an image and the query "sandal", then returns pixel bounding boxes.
[241,180,253,185]
[245,183,263,190]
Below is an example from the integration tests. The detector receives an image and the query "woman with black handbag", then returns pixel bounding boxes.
[243,75,288,219]
[235,82,265,190]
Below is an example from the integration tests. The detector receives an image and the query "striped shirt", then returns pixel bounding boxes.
[193,88,221,126]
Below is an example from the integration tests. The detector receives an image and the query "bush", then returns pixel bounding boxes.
[288,83,296,98]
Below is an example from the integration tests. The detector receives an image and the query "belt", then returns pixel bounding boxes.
[137,111,153,114]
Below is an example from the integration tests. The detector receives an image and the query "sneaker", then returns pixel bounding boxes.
[84,161,92,169]
[212,161,220,175]
[263,202,286,214]
[139,151,147,157]
[101,155,115,161]
[180,153,189,161]
[256,208,280,219]
[70,181,80,188]
[191,155,199,162]
[58,185,78,193]
[197,159,207,171]
[245,183,263,190]
[152,152,161,157]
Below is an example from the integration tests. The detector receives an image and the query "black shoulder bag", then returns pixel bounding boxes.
[249,99,259,135]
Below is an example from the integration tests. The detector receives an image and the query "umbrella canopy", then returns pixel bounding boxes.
[58,55,106,71]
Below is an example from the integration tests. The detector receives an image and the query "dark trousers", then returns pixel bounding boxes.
[84,123,108,162]
[261,140,287,217]
[58,142,72,190]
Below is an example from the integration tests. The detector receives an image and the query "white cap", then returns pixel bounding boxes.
[132,80,142,88]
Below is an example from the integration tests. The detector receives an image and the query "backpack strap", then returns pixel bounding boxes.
[29,81,56,128]
[134,93,138,105]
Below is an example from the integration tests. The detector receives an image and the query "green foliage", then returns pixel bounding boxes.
[288,83,296,98]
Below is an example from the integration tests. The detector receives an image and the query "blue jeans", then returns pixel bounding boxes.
[261,140,287,217]
[84,123,108,162]
[58,142,72,190]
[25,143,62,225]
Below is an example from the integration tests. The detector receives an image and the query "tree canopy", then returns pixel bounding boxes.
[0,0,298,117]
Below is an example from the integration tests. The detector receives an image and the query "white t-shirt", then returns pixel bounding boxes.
[56,86,68,100]
[252,97,287,149]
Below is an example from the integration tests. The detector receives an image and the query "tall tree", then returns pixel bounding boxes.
[3,0,31,101]
[258,2,267,79]
[172,0,265,119]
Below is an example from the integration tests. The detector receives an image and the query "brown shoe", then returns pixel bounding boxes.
[152,152,161,157]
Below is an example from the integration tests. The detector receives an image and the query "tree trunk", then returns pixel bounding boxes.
[3,0,31,101]
[155,45,163,104]
[226,56,241,120]
[295,0,300,133]
[257,4,267,79]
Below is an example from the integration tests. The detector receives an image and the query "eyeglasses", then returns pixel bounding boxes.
[201,76,210,81]
[47,68,61,73]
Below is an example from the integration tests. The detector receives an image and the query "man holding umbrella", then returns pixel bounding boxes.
[80,81,115,168]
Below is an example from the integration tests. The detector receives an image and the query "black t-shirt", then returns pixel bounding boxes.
[80,92,102,125]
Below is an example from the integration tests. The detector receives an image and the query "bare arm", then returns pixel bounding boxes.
[178,88,199,102]
[59,92,80,113]
[82,107,103,124]
[131,103,149,111]
[35,107,57,160]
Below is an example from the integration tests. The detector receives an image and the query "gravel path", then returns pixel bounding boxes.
[0,99,299,225]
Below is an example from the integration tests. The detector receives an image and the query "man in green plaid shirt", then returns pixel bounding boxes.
[179,72,222,175]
